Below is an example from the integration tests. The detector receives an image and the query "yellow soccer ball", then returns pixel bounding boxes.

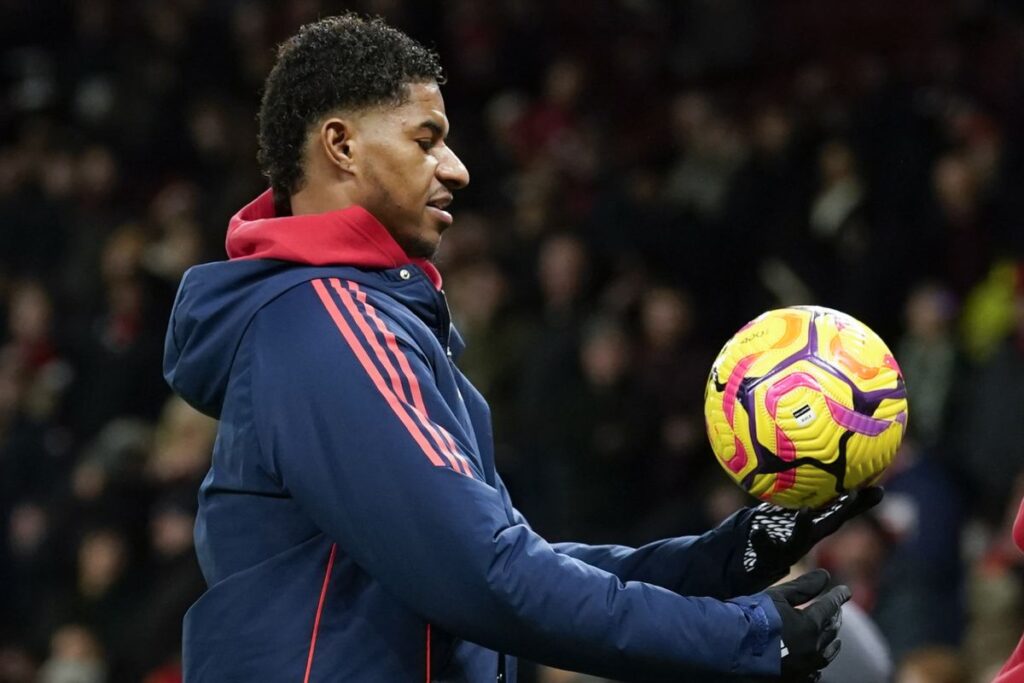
[704,306,908,508]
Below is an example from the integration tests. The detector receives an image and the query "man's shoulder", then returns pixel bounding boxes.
[249,268,427,356]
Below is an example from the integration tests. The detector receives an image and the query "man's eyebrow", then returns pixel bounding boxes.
[419,120,447,138]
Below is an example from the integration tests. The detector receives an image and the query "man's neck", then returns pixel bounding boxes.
[289,184,355,217]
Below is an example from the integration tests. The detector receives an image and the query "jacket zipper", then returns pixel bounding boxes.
[410,265,452,355]
[416,266,500,680]
[436,288,452,358]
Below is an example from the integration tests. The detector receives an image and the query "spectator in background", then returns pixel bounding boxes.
[510,58,591,185]
[6,280,59,377]
[818,514,889,614]
[4,499,58,647]
[145,396,217,496]
[0,644,36,683]
[142,181,205,286]
[895,647,968,683]
[40,527,137,678]
[0,281,72,502]
[517,233,592,535]
[61,144,124,311]
[806,140,874,319]
[447,257,527,446]
[632,286,718,537]
[37,625,107,683]
[125,492,204,679]
[70,418,152,508]
[0,124,72,280]
[870,455,966,660]
[66,224,170,439]
[716,102,812,329]
[954,266,1024,522]
[898,283,958,451]
[929,152,994,298]
[663,92,747,225]
[557,315,643,542]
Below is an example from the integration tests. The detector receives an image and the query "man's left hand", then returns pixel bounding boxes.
[737,486,884,591]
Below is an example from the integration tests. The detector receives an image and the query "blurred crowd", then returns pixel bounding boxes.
[0,0,1022,681]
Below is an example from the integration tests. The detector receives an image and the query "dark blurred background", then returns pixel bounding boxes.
[0,1,1022,682]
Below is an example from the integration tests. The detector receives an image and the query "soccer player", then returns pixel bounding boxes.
[163,13,881,682]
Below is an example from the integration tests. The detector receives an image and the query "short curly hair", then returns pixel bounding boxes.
[257,13,444,210]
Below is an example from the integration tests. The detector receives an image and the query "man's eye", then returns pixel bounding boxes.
[416,139,432,151]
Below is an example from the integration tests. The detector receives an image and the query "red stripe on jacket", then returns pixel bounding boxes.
[340,280,473,477]
[311,279,472,477]
[311,280,447,467]
[329,279,472,477]
[303,543,337,683]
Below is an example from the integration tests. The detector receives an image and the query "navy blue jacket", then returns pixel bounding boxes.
[163,191,782,682]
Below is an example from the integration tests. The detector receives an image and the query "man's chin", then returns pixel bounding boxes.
[399,232,441,260]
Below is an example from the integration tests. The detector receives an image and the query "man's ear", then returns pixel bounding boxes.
[319,118,356,174]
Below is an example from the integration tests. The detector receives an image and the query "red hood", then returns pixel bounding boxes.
[225,190,442,290]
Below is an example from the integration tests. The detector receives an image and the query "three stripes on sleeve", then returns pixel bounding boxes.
[310,278,475,478]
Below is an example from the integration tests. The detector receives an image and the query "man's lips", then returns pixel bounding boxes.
[426,193,454,225]
[426,205,453,224]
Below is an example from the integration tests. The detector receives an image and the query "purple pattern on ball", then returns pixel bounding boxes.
[824,396,895,436]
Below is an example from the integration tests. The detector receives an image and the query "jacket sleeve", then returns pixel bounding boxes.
[495,475,755,600]
[247,279,781,682]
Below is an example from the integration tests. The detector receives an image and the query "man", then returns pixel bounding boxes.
[164,14,881,682]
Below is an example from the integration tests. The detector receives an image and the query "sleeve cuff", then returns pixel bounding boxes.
[727,592,783,675]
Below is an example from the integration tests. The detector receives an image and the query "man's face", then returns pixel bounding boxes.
[348,81,469,258]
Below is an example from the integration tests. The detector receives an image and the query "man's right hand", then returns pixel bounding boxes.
[765,569,849,682]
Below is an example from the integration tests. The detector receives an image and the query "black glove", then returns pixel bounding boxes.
[766,569,848,683]
[741,487,883,589]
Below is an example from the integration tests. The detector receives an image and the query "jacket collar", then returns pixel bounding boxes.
[225,190,442,290]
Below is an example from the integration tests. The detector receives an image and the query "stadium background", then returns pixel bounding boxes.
[1,0,1023,681]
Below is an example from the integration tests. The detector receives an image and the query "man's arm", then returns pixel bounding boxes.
[248,278,781,682]
[494,473,755,599]
[538,484,883,600]
[551,520,752,598]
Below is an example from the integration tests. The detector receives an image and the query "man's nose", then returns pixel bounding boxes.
[437,146,470,190]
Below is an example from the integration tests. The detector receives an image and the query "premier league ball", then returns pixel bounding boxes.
[704,306,908,508]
